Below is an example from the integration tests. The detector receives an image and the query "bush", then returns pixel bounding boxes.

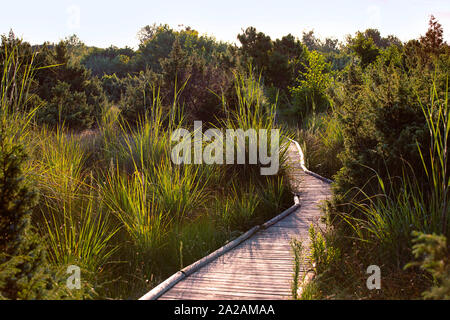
[332,53,448,204]
[101,74,127,103]
[288,50,333,124]
[118,70,162,124]
[160,39,233,123]
[36,81,94,129]
[0,128,79,299]
[406,232,450,300]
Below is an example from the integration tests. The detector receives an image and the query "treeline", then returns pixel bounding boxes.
[0,23,405,132]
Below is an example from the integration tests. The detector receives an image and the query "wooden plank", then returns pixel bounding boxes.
[185,274,294,283]
[179,276,292,285]
[164,287,289,300]
[173,282,291,293]
[217,261,294,268]
[224,256,296,262]
[162,289,288,299]
[188,269,301,277]
[181,226,260,277]
[160,291,287,300]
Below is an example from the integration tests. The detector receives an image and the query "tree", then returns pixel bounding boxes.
[160,40,233,123]
[161,39,188,88]
[137,23,162,44]
[348,31,380,68]
[37,81,94,129]
[420,15,446,56]
[269,34,306,90]
[302,30,320,51]
[0,135,50,299]
[238,27,273,71]
[289,50,333,121]
[238,28,307,94]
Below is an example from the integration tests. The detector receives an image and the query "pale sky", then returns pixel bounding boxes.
[1,0,449,48]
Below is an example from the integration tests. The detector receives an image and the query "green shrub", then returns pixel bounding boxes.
[101,74,127,103]
[118,71,162,124]
[290,239,303,299]
[288,50,333,124]
[36,81,94,129]
[406,232,450,299]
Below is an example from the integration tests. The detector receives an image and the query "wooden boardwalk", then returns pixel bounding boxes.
[157,144,332,300]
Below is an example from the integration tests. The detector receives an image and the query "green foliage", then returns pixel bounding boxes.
[316,67,450,299]
[167,217,229,271]
[135,24,230,74]
[37,81,94,129]
[348,32,380,68]
[332,42,449,205]
[213,184,260,231]
[1,34,108,130]
[0,143,36,252]
[0,140,48,300]
[81,46,135,77]
[101,74,126,103]
[118,71,162,124]
[290,238,303,299]
[331,71,449,258]
[238,27,273,72]
[36,129,119,273]
[296,51,332,96]
[238,27,306,93]
[302,30,351,72]
[289,50,333,121]
[406,232,450,299]
[106,30,234,125]
[0,46,92,300]
[346,28,402,69]
[309,225,340,275]
[160,39,233,123]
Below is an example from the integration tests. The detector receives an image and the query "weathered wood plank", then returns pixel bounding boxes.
[162,288,289,300]
[174,282,291,293]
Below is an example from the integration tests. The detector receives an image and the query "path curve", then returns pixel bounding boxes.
[140,142,332,300]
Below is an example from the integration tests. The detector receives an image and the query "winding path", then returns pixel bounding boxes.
[141,143,332,300]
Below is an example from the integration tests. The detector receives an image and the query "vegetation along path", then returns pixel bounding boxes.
[141,143,332,300]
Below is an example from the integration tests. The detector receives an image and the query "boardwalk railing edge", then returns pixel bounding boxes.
[138,139,329,300]
[288,138,334,185]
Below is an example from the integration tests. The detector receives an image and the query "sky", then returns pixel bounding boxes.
[1,0,450,48]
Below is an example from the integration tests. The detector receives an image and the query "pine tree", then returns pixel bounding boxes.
[0,128,63,299]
